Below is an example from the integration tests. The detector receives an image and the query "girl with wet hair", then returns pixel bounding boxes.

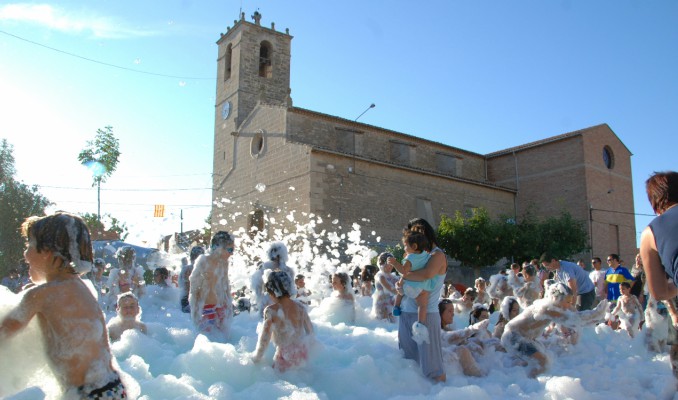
[493,296,521,339]
[252,241,296,318]
[253,270,314,372]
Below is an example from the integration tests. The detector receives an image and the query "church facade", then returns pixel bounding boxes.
[211,13,636,266]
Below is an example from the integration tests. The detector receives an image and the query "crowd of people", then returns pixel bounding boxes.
[0,170,677,398]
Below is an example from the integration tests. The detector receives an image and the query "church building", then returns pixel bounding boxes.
[211,12,636,265]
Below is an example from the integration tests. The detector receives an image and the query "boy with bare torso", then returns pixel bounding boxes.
[0,213,126,398]
[107,292,147,342]
[189,231,235,340]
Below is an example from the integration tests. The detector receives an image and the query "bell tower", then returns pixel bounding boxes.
[212,11,293,196]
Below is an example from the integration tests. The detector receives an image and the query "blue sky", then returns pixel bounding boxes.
[1,1,676,246]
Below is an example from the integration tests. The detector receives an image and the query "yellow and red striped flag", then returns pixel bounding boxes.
[153,205,165,218]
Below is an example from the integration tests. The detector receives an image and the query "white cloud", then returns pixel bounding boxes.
[0,3,160,39]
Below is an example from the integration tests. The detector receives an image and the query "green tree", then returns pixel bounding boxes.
[533,211,589,260]
[77,126,121,220]
[437,208,506,278]
[438,206,590,274]
[80,212,129,241]
[0,139,52,276]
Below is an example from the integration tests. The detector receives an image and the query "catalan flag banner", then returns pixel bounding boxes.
[154,205,165,218]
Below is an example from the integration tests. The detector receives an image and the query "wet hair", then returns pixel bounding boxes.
[402,230,430,253]
[210,231,234,251]
[469,303,489,325]
[522,264,536,278]
[545,281,573,301]
[21,212,93,274]
[295,274,305,281]
[360,267,374,283]
[378,252,394,267]
[116,292,139,307]
[406,218,438,248]
[464,287,477,300]
[333,272,350,290]
[438,298,454,328]
[264,270,293,298]
[500,296,520,321]
[266,241,289,263]
[116,246,136,265]
[154,267,169,280]
[645,171,678,214]
[189,246,205,262]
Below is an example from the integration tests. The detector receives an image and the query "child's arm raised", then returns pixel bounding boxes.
[0,287,40,341]
[387,257,411,275]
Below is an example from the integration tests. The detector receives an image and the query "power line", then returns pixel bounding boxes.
[0,29,214,80]
[590,208,655,217]
[38,185,212,192]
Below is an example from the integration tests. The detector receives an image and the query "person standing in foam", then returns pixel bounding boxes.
[388,230,434,345]
[251,241,296,317]
[189,231,235,341]
[179,246,204,313]
[253,270,314,372]
[106,245,145,309]
[394,218,447,383]
[0,213,127,398]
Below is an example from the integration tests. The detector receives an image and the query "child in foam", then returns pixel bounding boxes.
[253,270,314,372]
[0,213,127,398]
[610,281,645,338]
[106,245,145,308]
[372,252,399,322]
[107,292,147,342]
[189,231,235,341]
[501,281,607,378]
[294,274,312,306]
[474,277,492,308]
[251,241,296,317]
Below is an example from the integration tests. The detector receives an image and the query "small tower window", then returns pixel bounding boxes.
[259,41,272,78]
[224,43,232,81]
[251,130,265,158]
[603,146,614,169]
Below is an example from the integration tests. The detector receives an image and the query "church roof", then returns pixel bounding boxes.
[485,123,631,158]
[288,106,484,158]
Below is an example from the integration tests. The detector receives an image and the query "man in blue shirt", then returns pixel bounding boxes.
[540,252,596,311]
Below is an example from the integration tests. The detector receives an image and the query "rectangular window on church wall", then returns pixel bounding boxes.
[390,141,410,165]
[436,153,457,175]
[416,198,434,225]
[337,131,353,153]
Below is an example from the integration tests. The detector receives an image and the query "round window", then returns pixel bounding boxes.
[602,146,614,169]
[250,131,265,158]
